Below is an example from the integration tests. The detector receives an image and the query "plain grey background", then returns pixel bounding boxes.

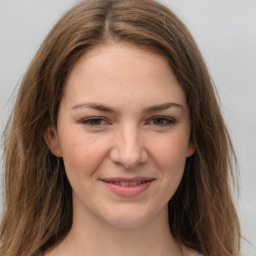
[0,0,255,255]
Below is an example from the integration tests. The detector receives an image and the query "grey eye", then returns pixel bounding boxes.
[82,117,108,126]
[148,116,175,126]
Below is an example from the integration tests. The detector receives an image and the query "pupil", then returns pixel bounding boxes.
[154,118,163,125]
[92,119,101,125]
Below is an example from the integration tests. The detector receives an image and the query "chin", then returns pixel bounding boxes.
[101,207,158,229]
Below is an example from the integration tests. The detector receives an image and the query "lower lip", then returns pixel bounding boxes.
[101,180,154,197]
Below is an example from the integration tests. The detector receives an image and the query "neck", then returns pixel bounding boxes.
[45,201,182,256]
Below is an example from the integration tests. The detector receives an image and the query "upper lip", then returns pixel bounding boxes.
[99,177,155,182]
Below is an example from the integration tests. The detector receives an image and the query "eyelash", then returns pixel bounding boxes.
[80,116,175,128]
[145,116,175,126]
[81,117,110,127]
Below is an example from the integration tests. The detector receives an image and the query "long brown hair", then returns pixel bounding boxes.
[0,0,240,255]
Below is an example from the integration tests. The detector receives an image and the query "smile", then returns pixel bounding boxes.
[100,177,155,197]
[105,180,149,186]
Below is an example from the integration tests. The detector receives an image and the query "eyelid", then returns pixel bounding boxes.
[81,116,111,127]
[145,116,176,126]
[80,115,175,128]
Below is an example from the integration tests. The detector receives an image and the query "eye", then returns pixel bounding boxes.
[145,116,175,126]
[81,117,110,127]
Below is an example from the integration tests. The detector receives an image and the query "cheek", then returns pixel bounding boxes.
[149,132,189,169]
[59,131,110,177]
[147,135,188,208]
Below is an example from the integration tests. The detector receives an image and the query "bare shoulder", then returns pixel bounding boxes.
[41,245,66,256]
[182,247,204,256]
[191,251,203,256]
[188,251,203,256]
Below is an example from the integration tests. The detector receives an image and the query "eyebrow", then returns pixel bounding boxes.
[71,103,116,113]
[71,102,183,113]
[143,102,183,113]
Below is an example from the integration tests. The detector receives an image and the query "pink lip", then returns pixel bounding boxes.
[100,177,155,197]
[101,177,154,182]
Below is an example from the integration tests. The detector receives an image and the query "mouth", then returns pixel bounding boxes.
[99,177,155,197]
[103,180,152,186]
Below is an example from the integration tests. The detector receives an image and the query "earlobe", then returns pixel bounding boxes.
[186,141,195,158]
[44,126,62,157]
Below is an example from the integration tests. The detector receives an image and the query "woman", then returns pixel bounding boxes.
[0,0,241,255]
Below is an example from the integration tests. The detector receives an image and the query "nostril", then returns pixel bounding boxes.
[109,127,148,168]
[109,146,148,168]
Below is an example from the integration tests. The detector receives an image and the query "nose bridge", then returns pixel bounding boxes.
[122,123,140,155]
[111,122,147,168]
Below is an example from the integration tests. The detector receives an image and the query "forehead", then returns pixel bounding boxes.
[62,43,187,108]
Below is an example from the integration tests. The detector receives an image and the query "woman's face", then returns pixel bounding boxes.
[46,43,194,228]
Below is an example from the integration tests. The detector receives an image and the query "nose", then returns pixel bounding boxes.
[109,124,148,169]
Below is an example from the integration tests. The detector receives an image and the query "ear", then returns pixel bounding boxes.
[186,140,195,158]
[44,126,62,157]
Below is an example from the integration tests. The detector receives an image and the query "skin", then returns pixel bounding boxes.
[44,43,195,256]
